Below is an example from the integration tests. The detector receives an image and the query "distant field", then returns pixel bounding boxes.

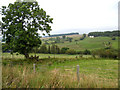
[2,53,93,60]
[42,36,118,51]
[41,34,82,40]
[2,35,119,88]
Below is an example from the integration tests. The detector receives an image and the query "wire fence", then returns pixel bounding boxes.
[3,61,118,81]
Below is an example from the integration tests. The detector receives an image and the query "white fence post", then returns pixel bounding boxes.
[77,65,80,82]
[33,64,36,73]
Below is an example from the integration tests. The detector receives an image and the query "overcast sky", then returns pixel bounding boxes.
[0,0,119,35]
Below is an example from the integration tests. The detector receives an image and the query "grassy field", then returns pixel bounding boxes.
[42,36,118,51]
[2,53,118,88]
[2,53,93,60]
[56,37,118,51]
[2,35,119,88]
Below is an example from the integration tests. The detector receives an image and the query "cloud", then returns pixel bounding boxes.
[0,0,119,34]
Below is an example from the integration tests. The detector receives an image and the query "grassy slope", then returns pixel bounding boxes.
[43,36,118,51]
[57,37,118,51]
[2,35,119,88]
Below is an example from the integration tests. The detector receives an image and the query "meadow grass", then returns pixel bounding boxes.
[53,37,118,51]
[2,53,92,60]
[2,62,118,88]
[2,53,118,88]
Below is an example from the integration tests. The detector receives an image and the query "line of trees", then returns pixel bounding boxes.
[33,44,61,54]
[48,32,79,37]
[47,36,73,44]
[32,44,91,55]
[88,30,120,37]
[2,42,118,59]
[92,48,118,59]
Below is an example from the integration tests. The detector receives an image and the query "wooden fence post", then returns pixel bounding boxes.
[33,64,36,73]
[77,65,80,82]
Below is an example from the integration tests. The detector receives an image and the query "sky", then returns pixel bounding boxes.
[0,0,119,35]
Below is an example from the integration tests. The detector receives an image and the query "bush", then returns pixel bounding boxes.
[80,37,85,40]
[92,49,118,59]
[76,51,83,54]
[112,37,116,40]
[61,47,69,54]
[83,49,91,55]
[66,49,76,55]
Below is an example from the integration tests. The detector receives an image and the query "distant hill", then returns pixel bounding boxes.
[55,37,118,51]
[88,30,120,37]
[48,32,79,37]
[42,34,118,51]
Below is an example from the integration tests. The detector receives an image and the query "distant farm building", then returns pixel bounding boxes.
[89,36,94,38]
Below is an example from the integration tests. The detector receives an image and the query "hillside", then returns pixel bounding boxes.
[48,32,79,37]
[42,35,118,51]
[41,34,82,40]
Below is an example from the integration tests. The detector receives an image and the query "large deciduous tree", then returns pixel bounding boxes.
[1,0,53,58]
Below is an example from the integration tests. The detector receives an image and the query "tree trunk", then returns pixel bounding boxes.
[24,53,29,59]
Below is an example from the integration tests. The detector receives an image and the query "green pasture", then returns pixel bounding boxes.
[2,53,118,88]
[44,37,118,51]
[2,53,92,60]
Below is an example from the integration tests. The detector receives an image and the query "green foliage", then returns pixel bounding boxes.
[68,37,73,42]
[92,48,118,59]
[112,37,116,40]
[1,0,53,58]
[88,30,120,37]
[62,35,66,39]
[76,51,83,54]
[49,38,56,41]
[50,44,56,54]
[83,33,86,38]
[83,49,91,55]
[79,34,86,40]
[66,49,76,55]
[55,37,61,43]
[40,44,47,53]
[44,41,49,45]
[74,40,78,42]
[50,44,60,54]
[48,45,51,54]
[49,32,79,37]
[61,47,69,54]
[80,37,85,40]
[2,43,10,52]
[103,42,112,49]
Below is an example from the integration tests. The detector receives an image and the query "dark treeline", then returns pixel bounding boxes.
[88,30,120,37]
[48,32,79,37]
[2,43,119,59]
[29,44,91,55]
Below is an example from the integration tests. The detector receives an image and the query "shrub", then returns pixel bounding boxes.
[83,49,91,55]
[80,37,85,40]
[112,37,116,40]
[66,49,76,55]
[76,51,83,54]
[92,49,118,59]
[61,47,69,54]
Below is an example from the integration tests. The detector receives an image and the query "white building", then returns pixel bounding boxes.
[89,36,94,38]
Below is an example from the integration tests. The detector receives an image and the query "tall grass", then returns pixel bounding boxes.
[2,64,118,88]
[2,53,118,88]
